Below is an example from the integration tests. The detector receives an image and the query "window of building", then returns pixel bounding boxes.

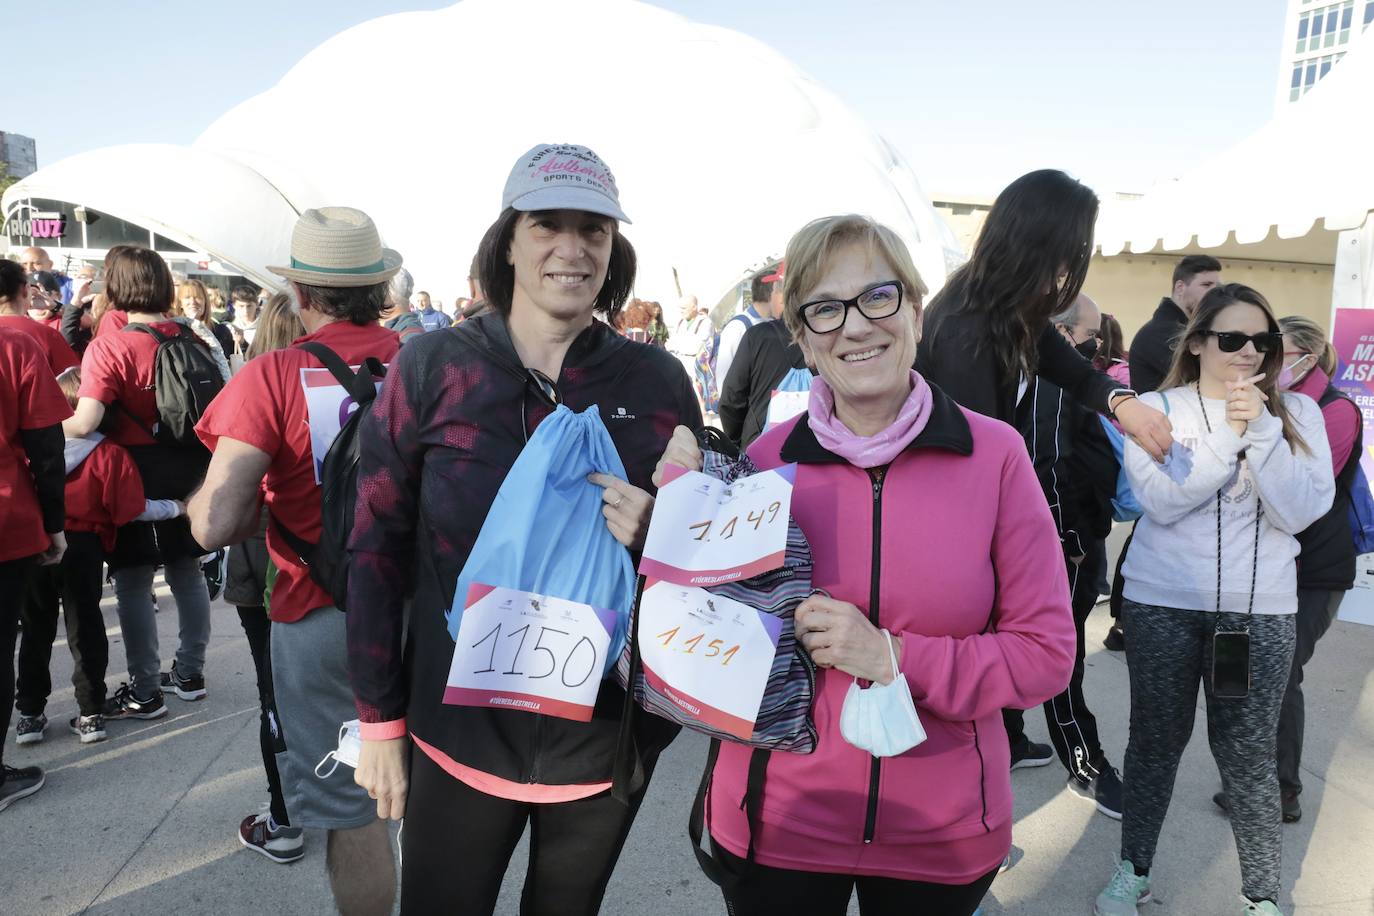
[1311,6,1326,42]
[1326,8,1339,44]
[1340,1,1353,41]
[1305,61,1319,91]
[1320,54,1333,78]
[1365,0,1373,26]
[1297,12,1310,51]
[1290,62,1304,100]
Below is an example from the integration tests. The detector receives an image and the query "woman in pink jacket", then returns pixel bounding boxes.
[701,214,1076,915]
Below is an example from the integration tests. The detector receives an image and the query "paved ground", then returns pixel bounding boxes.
[4,559,1373,915]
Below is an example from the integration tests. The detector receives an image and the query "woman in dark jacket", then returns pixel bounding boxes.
[915,169,1174,768]
[348,144,702,916]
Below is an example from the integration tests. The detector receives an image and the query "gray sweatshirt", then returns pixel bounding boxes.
[1122,386,1335,615]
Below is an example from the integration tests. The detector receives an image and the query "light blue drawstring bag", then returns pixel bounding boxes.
[448,405,636,673]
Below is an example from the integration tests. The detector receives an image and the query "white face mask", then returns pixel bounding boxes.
[315,719,362,779]
[838,629,926,757]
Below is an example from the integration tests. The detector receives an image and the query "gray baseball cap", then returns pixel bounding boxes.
[501,143,631,224]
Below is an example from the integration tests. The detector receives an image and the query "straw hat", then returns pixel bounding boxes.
[268,207,403,287]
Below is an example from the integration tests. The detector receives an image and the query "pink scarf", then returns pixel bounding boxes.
[807,370,933,468]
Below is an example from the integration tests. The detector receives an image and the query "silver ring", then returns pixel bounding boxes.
[613,495,624,508]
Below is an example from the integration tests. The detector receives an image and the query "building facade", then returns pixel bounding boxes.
[0,132,37,180]
[1276,0,1374,108]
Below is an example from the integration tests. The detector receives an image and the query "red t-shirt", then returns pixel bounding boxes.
[77,320,184,446]
[0,328,75,562]
[0,315,80,375]
[96,310,130,336]
[196,320,401,623]
[65,438,147,552]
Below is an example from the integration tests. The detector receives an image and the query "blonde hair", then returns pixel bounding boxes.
[781,215,927,340]
[174,279,218,326]
[56,366,81,409]
[246,292,305,360]
[1278,315,1337,378]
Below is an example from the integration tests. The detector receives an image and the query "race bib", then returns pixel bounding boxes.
[639,463,795,586]
[764,389,809,431]
[638,580,782,740]
[299,367,384,483]
[443,584,616,722]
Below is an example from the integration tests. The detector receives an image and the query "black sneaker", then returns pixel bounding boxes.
[1214,789,1302,824]
[1068,764,1123,820]
[0,764,45,812]
[15,713,47,746]
[103,683,168,720]
[1010,738,1055,770]
[69,714,108,744]
[160,662,207,701]
[201,549,226,602]
[1103,624,1125,651]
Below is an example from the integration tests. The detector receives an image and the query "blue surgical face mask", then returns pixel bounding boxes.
[838,630,927,757]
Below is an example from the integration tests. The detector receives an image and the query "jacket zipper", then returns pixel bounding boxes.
[863,466,886,844]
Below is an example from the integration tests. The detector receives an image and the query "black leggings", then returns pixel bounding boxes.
[400,746,656,916]
[711,840,997,916]
[235,605,290,827]
[17,532,109,717]
[1,556,38,770]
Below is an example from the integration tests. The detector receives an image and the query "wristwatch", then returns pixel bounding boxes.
[1107,388,1139,419]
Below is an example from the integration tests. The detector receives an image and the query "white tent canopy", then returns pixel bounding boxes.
[1096,29,1374,270]
[8,0,959,308]
[1,144,307,289]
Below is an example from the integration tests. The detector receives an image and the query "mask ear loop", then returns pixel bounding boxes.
[881,629,901,684]
[314,723,350,779]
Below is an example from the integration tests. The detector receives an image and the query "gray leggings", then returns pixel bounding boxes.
[113,556,212,696]
[1120,600,1296,902]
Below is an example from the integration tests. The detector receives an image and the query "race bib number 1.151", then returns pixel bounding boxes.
[637,580,782,740]
[443,584,616,722]
[639,463,795,586]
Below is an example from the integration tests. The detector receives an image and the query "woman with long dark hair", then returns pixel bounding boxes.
[348,144,702,915]
[1096,284,1332,916]
[917,170,1169,455]
[917,169,1173,769]
[1096,312,1130,384]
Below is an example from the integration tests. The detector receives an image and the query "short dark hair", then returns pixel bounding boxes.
[1172,255,1221,287]
[230,284,260,305]
[107,246,175,314]
[0,258,25,302]
[474,208,636,324]
[750,265,777,308]
[294,281,388,325]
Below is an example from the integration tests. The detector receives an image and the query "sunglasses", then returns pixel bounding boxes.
[520,368,561,442]
[1205,330,1282,354]
[798,282,903,334]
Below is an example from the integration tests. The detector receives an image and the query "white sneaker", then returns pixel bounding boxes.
[1095,858,1152,916]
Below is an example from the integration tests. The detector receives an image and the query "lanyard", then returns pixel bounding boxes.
[1195,384,1262,616]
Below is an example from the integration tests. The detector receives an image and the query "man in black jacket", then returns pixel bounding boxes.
[1021,294,1124,818]
[718,310,811,449]
[1128,255,1221,393]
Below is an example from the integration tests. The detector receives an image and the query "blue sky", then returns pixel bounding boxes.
[12,0,1287,196]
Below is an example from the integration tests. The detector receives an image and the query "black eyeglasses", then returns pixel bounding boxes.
[521,368,561,442]
[1205,330,1282,354]
[798,282,903,334]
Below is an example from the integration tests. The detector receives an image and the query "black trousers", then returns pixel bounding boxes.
[711,840,997,916]
[1,555,39,769]
[399,745,658,916]
[16,532,109,718]
[1042,545,1107,781]
[1277,588,1343,795]
[236,605,290,827]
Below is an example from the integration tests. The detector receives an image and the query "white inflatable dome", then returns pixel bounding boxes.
[194,0,958,303]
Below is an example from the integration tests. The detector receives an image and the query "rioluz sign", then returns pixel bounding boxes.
[3,210,68,240]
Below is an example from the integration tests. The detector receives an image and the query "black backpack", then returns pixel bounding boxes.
[272,341,386,613]
[120,323,225,446]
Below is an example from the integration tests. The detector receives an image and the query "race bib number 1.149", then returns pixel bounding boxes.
[443,584,616,722]
[639,463,795,586]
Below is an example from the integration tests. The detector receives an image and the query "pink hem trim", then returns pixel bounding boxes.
[410,734,612,803]
[359,719,407,741]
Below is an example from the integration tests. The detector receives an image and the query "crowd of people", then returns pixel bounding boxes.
[0,144,1360,916]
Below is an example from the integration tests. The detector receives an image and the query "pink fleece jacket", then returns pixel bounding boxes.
[707,394,1076,883]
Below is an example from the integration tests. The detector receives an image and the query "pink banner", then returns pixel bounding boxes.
[1330,308,1374,481]
[441,686,595,723]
